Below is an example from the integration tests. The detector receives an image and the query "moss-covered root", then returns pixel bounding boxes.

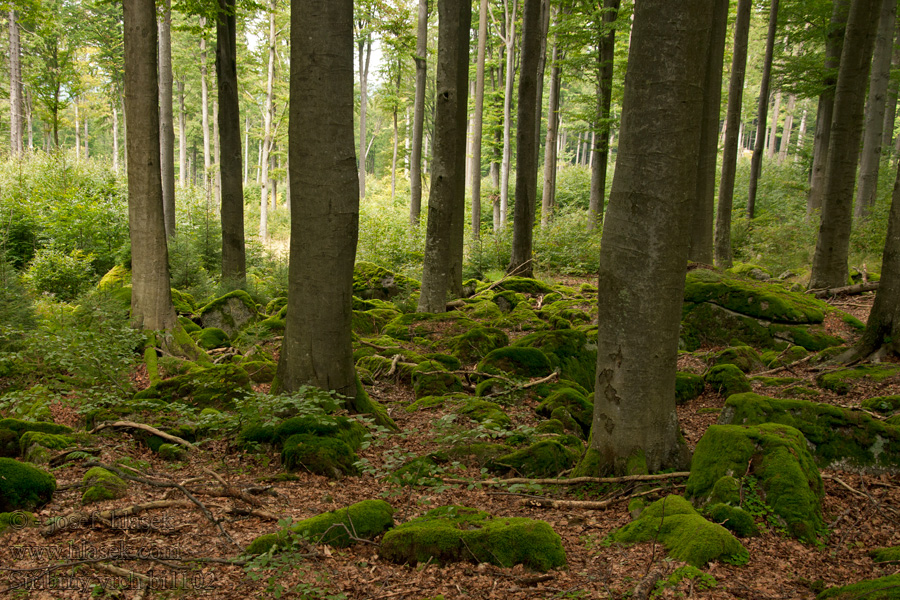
[605,495,748,567]
[381,505,567,572]
[245,499,394,554]
[159,324,212,365]
[816,574,900,599]
[868,546,900,563]
[353,375,398,432]
[81,467,128,504]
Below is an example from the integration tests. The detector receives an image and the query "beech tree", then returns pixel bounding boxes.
[747,0,779,220]
[587,0,712,475]
[159,0,176,237]
[9,9,24,155]
[469,0,488,237]
[409,0,428,226]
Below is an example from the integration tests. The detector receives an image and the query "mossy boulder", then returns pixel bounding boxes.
[491,436,582,478]
[491,290,526,312]
[82,467,128,504]
[486,277,554,295]
[815,364,900,394]
[458,400,512,429]
[536,387,592,437]
[412,360,464,399]
[0,419,72,437]
[353,261,418,300]
[676,372,705,404]
[133,363,251,409]
[709,346,764,373]
[157,443,185,461]
[478,347,553,379]
[0,510,35,533]
[351,308,400,335]
[512,329,597,391]
[356,354,417,383]
[274,415,367,451]
[383,312,478,343]
[605,495,748,567]
[19,431,77,464]
[492,302,547,332]
[381,505,566,572]
[424,353,461,371]
[539,299,593,325]
[198,290,259,336]
[720,393,900,474]
[447,327,509,364]
[816,574,900,599]
[192,327,230,350]
[0,429,18,458]
[0,458,56,512]
[241,360,277,383]
[465,299,504,320]
[170,288,197,315]
[861,395,900,414]
[760,346,809,368]
[439,442,515,467]
[686,423,824,542]
[281,434,358,478]
[704,503,759,537]
[869,546,900,563]
[406,393,468,412]
[245,499,394,554]
[705,364,752,397]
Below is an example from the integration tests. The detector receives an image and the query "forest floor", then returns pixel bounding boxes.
[1,291,899,600]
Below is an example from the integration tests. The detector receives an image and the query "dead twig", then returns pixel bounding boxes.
[442,471,690,487]
[90,421,194,449]
[520,486,676,510]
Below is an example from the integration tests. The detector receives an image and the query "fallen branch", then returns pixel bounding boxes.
[202,467,263,507]
[90,421,194,449]
[813,282,879,298]
[633,566,667,600]
[49,447,101,467]
[520,486,676,510]
[756,354,814,376]
[227,506,282,521]
[442,471,690,487]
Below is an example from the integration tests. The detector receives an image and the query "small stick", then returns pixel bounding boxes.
[442,472,690,487]
[520,486,674,510]
[90,421,194,449]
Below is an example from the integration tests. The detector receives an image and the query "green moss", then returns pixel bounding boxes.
[492,302,547,332]
[406,394,468,412]
[491,438,581,478]
[816,574,900,599]
[383,312,477,343]
[681,303,777,351]
[536,387,592,436]
[686,423,824,542]
[539,299,593,325]
[760,346,809,368]
[97,264,131,290]
[489,277,554,295]
[241,360,277,383]
[751,376,801,386]
[809,346,849,365]
[465,299,503,320]
[676,372,705,404]
[478,347,552,379]
[447,327,509,364]
[351,308,400,335]
[178,317,201,334]
[726,263,772,279]
[265,296,288,315]
[245,499,394,554]
[412,360,464,399]
[441,442,514,467]
[281,434,358,478]
[869,546,900,563]
[512,329,597,391]
[192,327,230,350]
[198,290,259,336]
[887,414,900,427]
[353,261,419,300]
[781,385,821,399]
[771,325,844,352]
[133,363,251,409]
[625,449,649,475]
[0,458,56,512]
[605,495,748,567]
[571,446,604,478]
[705,364,752,397]
[459,400,512,429]
[258,316,285,333]
[424,353,461,371]
[536,419,566,435]
[157,443,185,461]
[0,419,72,437]
[352,376,398,432]
[170,288,197,315]
[19,431,76,458]
[705,503,759,537]
[721,392,900,474]
[356,354,417,383]
[861,395,900,414]
[0,511,35,533]
[816,364,900,394]
[709,346,763,373]
[274,415,367,451]
[381,505,566,572]
[709,475,741,505]
[81,467,128,504]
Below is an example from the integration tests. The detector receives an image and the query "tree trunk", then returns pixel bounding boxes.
[747,0,779,220]
[417,0,471,313]
[714,0,751,268]
[159,0,176,237]
[590,0,712,475]
[259,0,276,241]
[113,102,120,174]
[409,0,428,227]
[243,115,250,185]
[75,100,81,157]
[855,0,897,219]
[26,88,33,150]
[499,0,518,227]
[9,10,23,156]
[588,0,620,230]
[177,78,186,188]
[810,0,882,290]
[882,20,900,161]
[779,94,796,162]
[391,69,400,202]
[767,90,782,160]
[808,0,850,214]
[123,0,176,331]
[358,37,372,200]
[84,118,89,160]
[688,0,728,264]
[541,10,562,228]
[200,18,211,191]
[508,0,542,278]
[217,0,247,287]
[470,0,488,238]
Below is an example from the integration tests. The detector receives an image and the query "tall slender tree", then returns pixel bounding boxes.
[9,9,24,156]
[158,0,176,237]
[588,0,620,230]
[541,7,562,228]
[470,0,488,238]
[498,0,518,227]
[259,0,277,240]
[409,0,428,226]
[747,0,779,220]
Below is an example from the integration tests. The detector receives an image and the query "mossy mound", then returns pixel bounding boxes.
[353,261,419,301]
[192,327,230,350]
[19,431,77,464]
[383,312,478,343]
[781,385,822,399]
[81,467,128,504]
[157,443,185,461]
[447,327,509,364]
[512,329,597,391]
[464,299,504,320]
[241,360,277,383]
[605,495,748,567]
[381,505,566,572]
[491,290,526,312]
[274,415,367,451]
[492,302,547,332]
[484,276,554,295]
[412,360,464,399]
[0,429,18,458]
[686,423,823,542]
[726,263,772,280]
[458,400,512,429]
[356,354,417,383]
[491,437,581,478]
[760,346,809,368]
[536,387,592,437]
[816,574,900,599]
[705,364,751,397]
[438,442,514,467]
[478,347,553,379]
[751,376,802,386]
[704,503,759,537]
[133,363,251,409]
[406,394,469,412]
[423,353,461,371]
[720,393,900,474]
[198,290,259,336]
[0,458,56,512]
[861,395,900,414]
[539,299,593,325]
[709,346,764,373]
[0,510,35,534]
[869,546,900,563]
[281,434,358,479]
[0,419,72,437]
[351,308,400,335]
[170,288,197,315]
[676,372,705,404]
[815,364,900,395]
[245,499,394,554]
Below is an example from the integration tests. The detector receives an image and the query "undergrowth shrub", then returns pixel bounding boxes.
[23,247,96,301]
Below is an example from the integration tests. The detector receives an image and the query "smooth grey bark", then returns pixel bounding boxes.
[688,0,728,264]
[499,0,518,226]
[588,0,620,230]
[855,0,897,219]
[470,0,488,238]
[766,91,782,160]
[177,78,186,188]
[216,0,247,287]
[259,0,276,240]
[200,18,211,190]
[158,0,176,237]
[123,0,176,331]
[417,0,471,313]
[808,0,850,214]
[410,0,428,226]
[714,0,751,268]
[882,20,900,159]
[810,0,881,290]
[9,10,23,156]
[113,102,120,174]
[357,31,372,199]
[779,94,796,162]
[541,10,561,228]
[747,0,779,220]
[276,0,359,400]
[391,69,400,201]
[507,0,542,278]
[590,0,712,475]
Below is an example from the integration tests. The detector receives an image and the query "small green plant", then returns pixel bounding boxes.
[652,566,717,598]
[23,247,96,301]
[740,476,787,536]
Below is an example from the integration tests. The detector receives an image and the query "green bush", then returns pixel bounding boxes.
[23,247,96,301]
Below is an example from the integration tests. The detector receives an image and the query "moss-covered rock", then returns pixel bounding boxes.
[492,302,547,332]
[492,290,526,312]
[439,442,514,467]
[686,423,824,542]
[512,329,597,391]
[605,495,748,567]
[19,431,76,464]
[536,387,592,437]
[676,372,705,404]
[381,505,566,572]
[192,327,230,350]
[447,327,509,364]
[274,415,367,451]
[170,288,197,315]
[412,360,464,399]
[245,499,394,554]
[405,393,467,412]
[861,395,900,414]
[423,353,461,372]
[351,308,400,335]
[539,299,593,325]
[760,346,809,368]
[0,458,56,512]
[0,419,72,437]
[705,364,752,397]
[356,354,417,383]
[0,510,35,533]
[489,277,555,295]
[478,347,553,379]
[82,467,128,504]
[720,393,900,474]
[353,261,419,301]
[815,364,900,394]
[383,312,478,343]
[816,574,900,599]
[198,290,259,336]
[491,437,581,478]
[869,546,900,563]
[157,443,185,461]
[464,299,504,320]
[704,503,759,537]
[133,363,251,409]
[281,434,358,478]
[709,346,764,373]
[241,360,277,383]
[458,400,512,429]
